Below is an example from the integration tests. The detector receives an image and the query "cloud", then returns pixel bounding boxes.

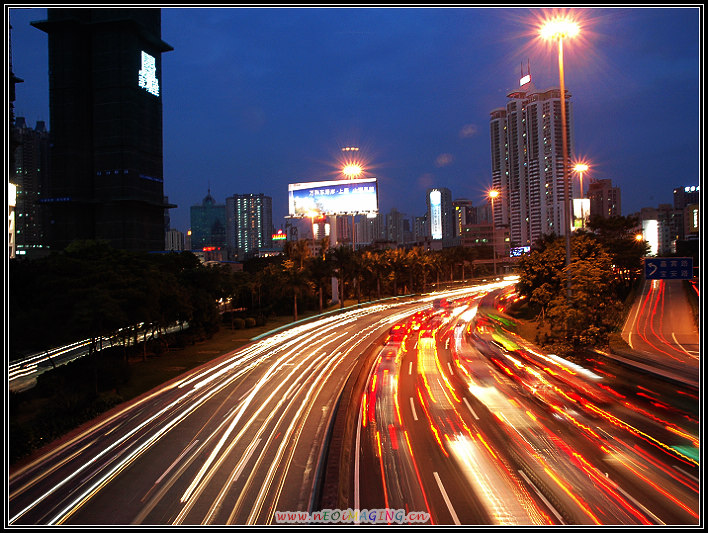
[435,153,454,167]
[418,173,434,189]
[459,123,478,138]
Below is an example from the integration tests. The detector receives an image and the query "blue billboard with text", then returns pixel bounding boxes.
[644,257,694,280]
[288,178,378,217]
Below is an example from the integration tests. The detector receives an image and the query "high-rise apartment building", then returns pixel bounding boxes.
[190,190,226,251]
[226,193,273,260]
[32,8,173,252]
[672,185,699,242]
[673,185,700,210]
[356,213,386,245]
[587,178,621,219]
[490,73,576,247]
[385,208,413,245]
[11,118,50,258]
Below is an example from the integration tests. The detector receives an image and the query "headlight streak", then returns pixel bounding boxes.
[264,318,392,524]
[253,319,391,525]
[17,305,383,525]
[178,307,426,525]
[10,380,206,524]
[47,383,224,525]
[456,304,675,525]
[581,402,699,467]
[243,349,341,524]
[611,452,699,520]
[628,440,699,494]
[411,302,552,524]
[176,328,343,508]
[9,281,526,526]
[201,436,262,525]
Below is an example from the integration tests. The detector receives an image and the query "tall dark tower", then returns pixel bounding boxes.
[32,8,174,252]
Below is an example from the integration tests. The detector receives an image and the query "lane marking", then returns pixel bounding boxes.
[463,397,479,420]
[671,333,698,360]
[433,471,460,525]
[154,439,199,486]
[409,397,418,421]
[517,470,565,524]
[614,484,665,525]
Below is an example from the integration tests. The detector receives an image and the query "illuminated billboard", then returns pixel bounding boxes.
[288,178,378,217]
[430,190,442,240]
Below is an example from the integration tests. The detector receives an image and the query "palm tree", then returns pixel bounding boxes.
[308,253,334,313]
[385,248,407,296]
[360,250,384,300]
[282,259,312,321]
[331,245,354,308]
[417,249,436,293]
[285,239,312,269]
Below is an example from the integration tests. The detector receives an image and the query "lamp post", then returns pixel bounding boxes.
[342,161,362,251]
[541,17,580,300]
[489,189,500,276]
[574,162,589,229]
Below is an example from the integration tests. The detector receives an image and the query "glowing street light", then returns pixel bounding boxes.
[489,189,500,276]
[541,15,580,299]
[342,163,363,179]
[341,149,364,250]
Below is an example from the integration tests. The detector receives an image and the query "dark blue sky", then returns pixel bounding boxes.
[9,6,701,234]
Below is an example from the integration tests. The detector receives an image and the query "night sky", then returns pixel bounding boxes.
[8,6,701,235]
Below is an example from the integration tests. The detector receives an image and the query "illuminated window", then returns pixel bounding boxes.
[138,51,160,96]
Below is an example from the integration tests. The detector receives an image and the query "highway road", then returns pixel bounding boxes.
[621,279,699,375]
[9,279,699,526]
[8,285,505,526]
[347,290,699,525]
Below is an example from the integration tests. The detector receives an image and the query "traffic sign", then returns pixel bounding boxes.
[644,257,694,280]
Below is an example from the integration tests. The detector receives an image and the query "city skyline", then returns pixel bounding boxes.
[8,7,700,235]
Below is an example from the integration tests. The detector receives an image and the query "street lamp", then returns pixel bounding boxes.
[341,154,363,251]
[489,189,500,276]
[573,162,589,229]
[541,16,580,299]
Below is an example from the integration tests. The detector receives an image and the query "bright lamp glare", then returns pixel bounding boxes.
[540,19,580,40]
[342,164,363,178]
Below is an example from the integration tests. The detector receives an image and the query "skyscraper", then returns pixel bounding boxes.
[32,8,173,251]
[190,190,226,251]
[225,193,273,260]
[587,178,621,219]
[490,72,576,247]
[11,118,50,258]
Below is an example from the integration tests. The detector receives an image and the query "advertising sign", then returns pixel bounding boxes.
[644,257,694,280]
[509,246,530,257]
[288,178,378,217]
[430,190,442,240]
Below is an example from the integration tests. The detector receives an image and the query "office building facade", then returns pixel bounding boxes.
[190,190,226,251]
[490,74,576,247]
[587,178,621,220]
[11,118,50,258]
[32,8,173,252]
